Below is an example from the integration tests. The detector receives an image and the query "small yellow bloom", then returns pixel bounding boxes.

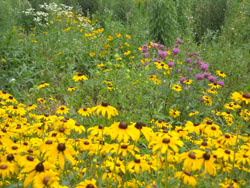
[172,84,182,92]
[89,52,95,57]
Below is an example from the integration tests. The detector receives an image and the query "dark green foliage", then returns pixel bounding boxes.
[149,0,179,45]
[192,0,228,42]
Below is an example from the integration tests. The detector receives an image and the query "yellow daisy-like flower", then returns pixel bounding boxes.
[27,104,37,111]
[33,170,60,188]
[184,79,192,85]
[174,171,197,186]
[76,178,97,188]
[78,107,92,117]
[56,105,69,115]
[188,111,200,117]
[91,102,119,119]
[231,92,250,104]
[0,162,15,179]
[37,98,46,103]
[169,109,181,118]
[89,52,95,57]
[124,51,131,55]
[67,87,77,91]
[172,84,182,92]
[216,70,227,78]
[73,72,88,82]
[155,62,169,70]
[37,82,50,89]
[108,122,139,142]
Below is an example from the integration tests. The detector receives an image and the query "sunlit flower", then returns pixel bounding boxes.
[73,72,88,82]
[92,102,118,119]
[216,70,227,78]
[56,105,69,115]
[33,170,60,188]
[169,109,181,118]
[37,82,50,89]
[78,107,92,117]
[76,178,97,188]
[172,84,182,92]
[174,171,197,186]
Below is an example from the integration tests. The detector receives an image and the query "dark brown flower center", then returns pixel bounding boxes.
[78,73,83,76]
[211,126,216,130]
[16,124,21,129]
[201,140,208,146]
[60,107,64,110]
[59,128,65,132]
[46,140,53,144]
[119,122,128,129]
[57,143,66,152]
[86,184,95,188]
[162,138,170,144]
[184,171,191,176]
[2,128,7,133]
[207,120,212,125]
[0,165,7,170]
[194,123,199,126]
[116,163,121,167]
[7,154,14,161]
[35,162,45,172]
[84,141,90,145]
[28,149,33,153]
[43,177,50,185]
[9,96,13,99]
[12,146,18,150]
[203,152,211,160]
[101,102,109,107]
[225,150,231,154]
[225,134,230,138]
[135,122,144,129]
[27,156,34,161]
[188,152,196,159]
[98,125,103,129]
[121,144,128,149]
[134,159,141,163]
[243,93,250,99]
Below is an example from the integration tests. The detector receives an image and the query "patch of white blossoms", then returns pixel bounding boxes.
[23,3,93,30]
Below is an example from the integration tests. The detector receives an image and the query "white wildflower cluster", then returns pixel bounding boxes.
[22,2,92,29]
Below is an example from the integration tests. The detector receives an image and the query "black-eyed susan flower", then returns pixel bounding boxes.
[174,171,197,186]
[131,122,154,142]
[37,82,50,89]
[172,84,182,92]
[215,148,234,162]
[188,111,200,117]
[169,109,181,118]
[73,72,88,82]
[0,162,15,179]
[180,150,203,171]
[33,170,60,188]
[67,86,77,92]
[114,143,139,157]
[56,105,69,115]
[216,70,227,78]
[127,155,150,174]
[27,104,37,111]
[149,135,183,154]
[46,139,76,169]
[200,152,217,176]
[203,123,222,138]
[78,107,92,117]
[7,105,26,116]
[108,122,138,142]
[76,178,97,188]
[231,92,250,104]
[92,102,118,119]
[37,98,46,104]
[87,125,107,140]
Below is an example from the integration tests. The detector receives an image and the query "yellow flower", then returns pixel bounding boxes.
[76,178,97,188]
[116,33,122,38]
[33,170,60,188]
[92,102,119,119]
[56,105,69,115]
[172,84,182,92]
[125,34,131,39]
[1,58,7,63]
[169,109,181,118]
[78,107,92,117]
[89,52,95,57]
[67,86,77,91]
[216,70,227,78]
[188,111,200,117]
[37,82,50,89]
[107,35,113,41]
[0,162,16,179]
[184,79,192,85]
[73,72,88,82]
[124,51,131,55]
[37,98,46,103]
[174,171,197,186]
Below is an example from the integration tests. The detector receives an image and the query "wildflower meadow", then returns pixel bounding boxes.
[0,1,250,188]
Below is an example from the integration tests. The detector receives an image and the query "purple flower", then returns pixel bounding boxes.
[179,77,186,83]
[151,42,158,48]
[217,80,224,87]
[178,69,182,73]
[187,67,192,72]
[186,58,192,64]
[153,58,160,62]
[143,52,150,58]
[200,62,209,71]
[204,73,211,79]
[176,38,184,44]
[196,57,202,62]
[172,47,180,55]
[196,74,204,80]
[158,50,167,59]
[159,44,165,50]
[208,76,217,83]
[168,62,175,67]
[188,52,198,57]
